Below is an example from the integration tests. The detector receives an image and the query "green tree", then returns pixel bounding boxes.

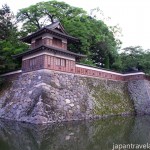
[17,0,119,69]
[17,0,86,35]
[0,4,12,40]
[111,55,122,71]
[0,4,28,74]
[120,46,150,74]
[141,51,150,74]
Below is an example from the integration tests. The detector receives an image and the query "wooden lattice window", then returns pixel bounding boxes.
[55,57,66,66]
[52,37,62,47]
[29,58,36,68]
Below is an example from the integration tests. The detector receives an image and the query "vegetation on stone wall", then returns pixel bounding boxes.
[0,71,135,123]
[84,78,135,116]
[0,78,12,98]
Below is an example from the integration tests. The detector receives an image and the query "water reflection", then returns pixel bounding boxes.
[0,116,150,150]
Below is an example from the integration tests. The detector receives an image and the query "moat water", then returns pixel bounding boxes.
[0,116,150,150]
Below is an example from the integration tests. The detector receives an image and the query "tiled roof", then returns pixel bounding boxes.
[45,21,68,34]
[21,21,79,43]
[13,45,86,59]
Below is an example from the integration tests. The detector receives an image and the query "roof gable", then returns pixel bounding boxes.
[46,21,68,34]
[21,21,79,43]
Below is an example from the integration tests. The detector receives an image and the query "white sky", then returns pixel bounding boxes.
[0,0,150,49]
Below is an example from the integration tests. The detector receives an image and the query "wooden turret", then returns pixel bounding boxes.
[14,21,85,73]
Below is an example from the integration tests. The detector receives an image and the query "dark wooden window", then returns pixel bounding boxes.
[35,37,42,47]
[61,59,66,66]
[47,56,51,65]
[56,57,66,66]
[29,58,36,68]
[52,37,62,47]
[56,58,61,66]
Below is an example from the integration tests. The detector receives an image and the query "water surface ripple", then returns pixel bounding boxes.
[0,116,149,150]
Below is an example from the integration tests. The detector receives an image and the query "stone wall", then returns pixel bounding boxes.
[128,80,150,114]
[0,70,134,124]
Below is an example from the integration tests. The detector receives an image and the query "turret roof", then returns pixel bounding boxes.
[13,45,86,59]
[21,21,79,43]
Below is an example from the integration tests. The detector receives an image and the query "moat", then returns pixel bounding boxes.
[0,115,150,150]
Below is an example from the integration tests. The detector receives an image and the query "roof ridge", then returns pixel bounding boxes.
[45,21,68,34]
[21,27,79,43]
[45,21,59,28]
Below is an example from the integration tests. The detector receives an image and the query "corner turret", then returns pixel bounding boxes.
[14,21,85,73]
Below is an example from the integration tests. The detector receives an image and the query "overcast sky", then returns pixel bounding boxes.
[0,0,150,49]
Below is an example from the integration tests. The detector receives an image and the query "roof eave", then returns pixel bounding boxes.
[20,28,79,44]
[13,45,85,59]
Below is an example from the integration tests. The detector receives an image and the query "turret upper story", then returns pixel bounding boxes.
[21,21,79,50]
[31,33,67,50]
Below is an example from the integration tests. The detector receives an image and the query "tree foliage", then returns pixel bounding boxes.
[0,5,28,74]
[0,4,13,40]
[17,1,86,35]
[17,0,119,69]
[119,46,150,74]
[1,1,150,75]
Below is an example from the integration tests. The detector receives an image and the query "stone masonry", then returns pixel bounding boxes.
[0,70,134,124]
[128,80,150,114]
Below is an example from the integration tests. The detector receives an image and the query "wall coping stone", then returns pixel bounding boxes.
[0,70,22,77]
[76,64,145,76]
[0,68,145,80]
